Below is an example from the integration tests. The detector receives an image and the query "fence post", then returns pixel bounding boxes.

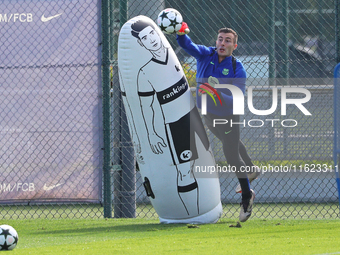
[268,0,276,81]
[112,0,136,218]
[337,0,340,63]
[334,63,340,209]
[112,0,123,218]
[268,0,276,155]
[102,0,112,218]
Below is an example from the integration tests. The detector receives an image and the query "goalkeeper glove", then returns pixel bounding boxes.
[177,22,190,35]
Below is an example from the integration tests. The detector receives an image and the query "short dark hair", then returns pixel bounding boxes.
[218,28,238,44]
[131,20,155,39]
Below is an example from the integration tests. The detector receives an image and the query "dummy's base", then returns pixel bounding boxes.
[159,202,223,224]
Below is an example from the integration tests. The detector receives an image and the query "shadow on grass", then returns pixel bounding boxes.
[38,222,188,236]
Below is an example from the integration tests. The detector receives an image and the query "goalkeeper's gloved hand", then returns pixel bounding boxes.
[177,22,190,35]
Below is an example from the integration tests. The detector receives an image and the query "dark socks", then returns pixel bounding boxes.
[238,177,251,200]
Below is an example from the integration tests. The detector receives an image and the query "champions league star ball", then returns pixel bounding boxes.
[157,8,183,34]
[0,225,19,251]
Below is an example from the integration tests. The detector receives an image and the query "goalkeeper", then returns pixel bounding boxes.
[176,22,260,222]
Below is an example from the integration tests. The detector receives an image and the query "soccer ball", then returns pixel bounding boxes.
[0,225,19,251]
[157,8,183,34]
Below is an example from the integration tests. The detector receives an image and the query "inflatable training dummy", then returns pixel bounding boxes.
[118,15,222,223]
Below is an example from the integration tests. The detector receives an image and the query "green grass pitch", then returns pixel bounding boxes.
[2,217,340,255]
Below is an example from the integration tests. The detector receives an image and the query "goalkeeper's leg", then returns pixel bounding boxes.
[235,141,261,193]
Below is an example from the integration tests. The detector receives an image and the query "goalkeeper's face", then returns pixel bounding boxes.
[216,32,237,59]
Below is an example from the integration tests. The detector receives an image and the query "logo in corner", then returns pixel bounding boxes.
[43,183,64,191]
[41,13,63,22]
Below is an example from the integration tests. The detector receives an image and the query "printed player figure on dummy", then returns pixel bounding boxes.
[131,19,212,215]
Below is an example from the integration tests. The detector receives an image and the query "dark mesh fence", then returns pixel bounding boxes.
[1,0,339,219]
[1,0,103,219]
[114,0,339,219]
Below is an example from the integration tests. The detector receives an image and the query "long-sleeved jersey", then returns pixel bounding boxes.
[177,34,247,116]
